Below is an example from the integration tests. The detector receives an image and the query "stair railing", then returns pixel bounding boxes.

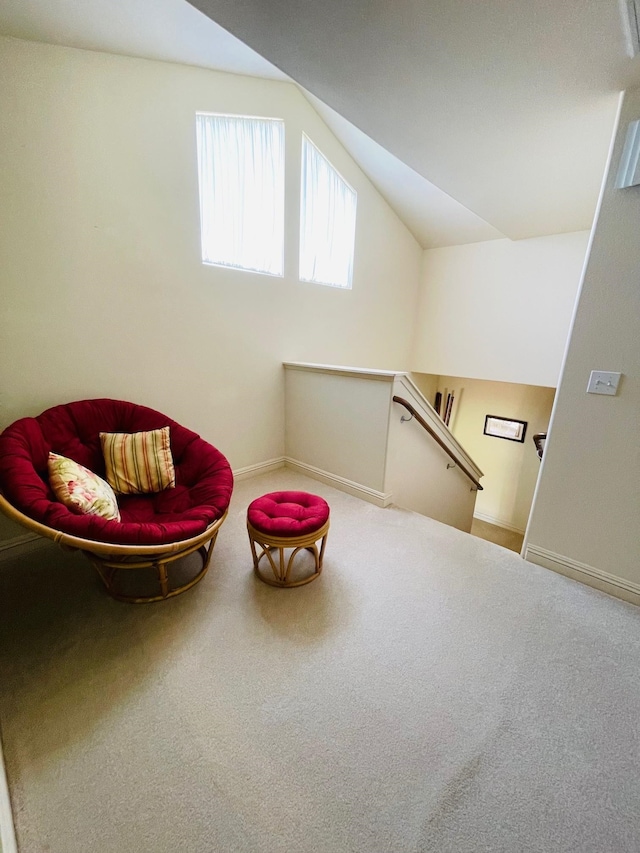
[392,395,483,491]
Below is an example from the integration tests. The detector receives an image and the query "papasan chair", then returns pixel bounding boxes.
[0,399,233,603]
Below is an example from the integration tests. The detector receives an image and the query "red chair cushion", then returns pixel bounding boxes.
[0,399,234,546]
[247,491,329,537]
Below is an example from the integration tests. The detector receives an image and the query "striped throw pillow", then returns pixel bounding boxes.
[100,426,175,495]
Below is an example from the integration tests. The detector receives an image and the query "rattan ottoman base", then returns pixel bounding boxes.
[247,517,329,587]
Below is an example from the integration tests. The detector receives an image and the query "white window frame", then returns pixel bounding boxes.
[195,112,285,277]
[299,133,357,289]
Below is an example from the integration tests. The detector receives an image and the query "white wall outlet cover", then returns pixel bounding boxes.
[587,371,622,395]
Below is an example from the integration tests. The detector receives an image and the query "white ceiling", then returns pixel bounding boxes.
[0,0,636,247]
[302,92,503,247]
[189,0,638,241]
[0,0,288,80]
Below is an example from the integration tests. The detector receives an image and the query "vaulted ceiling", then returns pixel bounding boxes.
[189,0,638,241]
[1,0,637,247]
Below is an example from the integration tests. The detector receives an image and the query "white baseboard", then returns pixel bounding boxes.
[524,544,640,606]
[284,458,393,508]
[0,723,17,853]
[473,512,525,535]
[232,457,286,481]
[0,532,50,564]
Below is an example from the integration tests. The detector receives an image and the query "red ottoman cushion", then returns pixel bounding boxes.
[248,491,329,537]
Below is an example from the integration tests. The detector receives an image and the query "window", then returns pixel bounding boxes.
[195,113,285,276]
[299,134,357,289]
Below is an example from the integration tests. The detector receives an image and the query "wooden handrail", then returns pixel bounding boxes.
[392,395,483,491]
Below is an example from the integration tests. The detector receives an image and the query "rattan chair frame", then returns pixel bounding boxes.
[0,493,227,604]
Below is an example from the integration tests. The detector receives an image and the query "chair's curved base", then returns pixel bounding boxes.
[86,529,221,604]
[0,492,228,604]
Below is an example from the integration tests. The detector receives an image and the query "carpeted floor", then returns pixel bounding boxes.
[1,469,639,853]
[470,518,524,553]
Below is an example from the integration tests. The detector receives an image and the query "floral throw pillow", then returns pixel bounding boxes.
[48,452,121,521]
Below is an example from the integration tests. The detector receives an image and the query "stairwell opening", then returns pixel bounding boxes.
[411,372,555,553]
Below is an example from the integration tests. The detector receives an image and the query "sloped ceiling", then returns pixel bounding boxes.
[0,0,636,246]
[0,0,289,80]
[0,0,498,248]
[302,91,503,247]
[189,0,637,240]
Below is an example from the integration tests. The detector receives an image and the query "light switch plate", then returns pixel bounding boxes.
[587,371,621,395]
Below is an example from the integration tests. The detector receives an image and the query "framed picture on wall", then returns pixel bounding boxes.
[483,415,527,443]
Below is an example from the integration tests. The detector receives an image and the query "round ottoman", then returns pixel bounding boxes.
[247,491,330,587]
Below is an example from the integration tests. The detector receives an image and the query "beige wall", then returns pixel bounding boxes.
[409,372,439,405]
[283,366,481,528]
[416,374,554,532]
[285,367,393,492]
[412,231,589,387]
[525,89,640,593]
[0,37,422,541]
[385,375,480,531]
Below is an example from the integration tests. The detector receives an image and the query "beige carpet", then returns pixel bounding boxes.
[1,469,639,853]
[470,518,524,553]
